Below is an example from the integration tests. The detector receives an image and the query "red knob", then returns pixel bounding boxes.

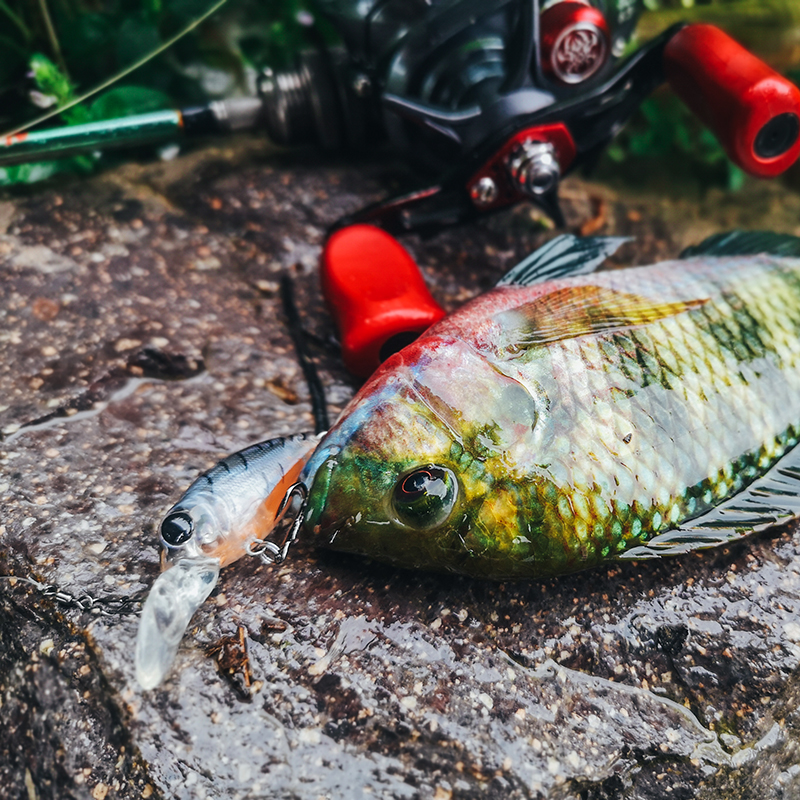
[664,23,800,178]
[540,1,610,85]
[320,225,446,378]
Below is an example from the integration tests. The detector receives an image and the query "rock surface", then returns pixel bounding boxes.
[3,140,800,800]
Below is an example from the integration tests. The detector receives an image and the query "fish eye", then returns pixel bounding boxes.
[160,511,194,546]
[392,465,457,529]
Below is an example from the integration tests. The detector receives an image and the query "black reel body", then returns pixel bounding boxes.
[273,0,643,169]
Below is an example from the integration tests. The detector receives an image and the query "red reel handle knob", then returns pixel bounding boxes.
[664,23,800,178]
[321,225,446,378]
[540,1,610,85]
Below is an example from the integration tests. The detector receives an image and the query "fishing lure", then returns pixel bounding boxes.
[137,230,800,688]
[136,433,318,689]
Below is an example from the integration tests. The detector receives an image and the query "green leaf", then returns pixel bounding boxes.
[29,52,90,125]
[88,86,172,121]
[0,160,68,186]
[727,165,746,192]
[29,53,74,107]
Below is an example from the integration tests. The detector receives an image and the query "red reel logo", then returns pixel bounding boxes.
[541,2,610,85]
[552,23,607,83]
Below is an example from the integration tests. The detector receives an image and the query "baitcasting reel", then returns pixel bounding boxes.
[2,1,799,233]
[265,0,647,228]
[275,0,800,230]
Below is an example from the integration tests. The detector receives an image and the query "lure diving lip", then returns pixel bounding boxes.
[135,433,319,689]
[136,557,220,690]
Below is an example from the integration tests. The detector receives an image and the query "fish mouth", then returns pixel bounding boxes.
[325,515,355,547]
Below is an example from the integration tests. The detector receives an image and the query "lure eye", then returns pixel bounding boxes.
[392,465,457,529]
[160,511,194,546]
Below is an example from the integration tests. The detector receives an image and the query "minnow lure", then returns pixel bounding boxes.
[137,231,800,687]
[136,433,318,689]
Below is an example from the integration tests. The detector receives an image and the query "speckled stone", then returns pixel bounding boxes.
[4,140,800,800]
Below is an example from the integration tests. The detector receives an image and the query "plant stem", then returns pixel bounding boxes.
[0,0,31,41]
[37,0,69,79]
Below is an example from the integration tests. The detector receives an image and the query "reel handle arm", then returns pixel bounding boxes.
[320,224,446,377]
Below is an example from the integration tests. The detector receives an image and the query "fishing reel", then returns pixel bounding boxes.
[263,1,637,165]
[262,0,644,228]
[2,1,799,234]
[261,0,800,231]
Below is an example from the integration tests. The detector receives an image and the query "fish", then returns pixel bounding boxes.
[299,231,800,580]
[135,432,318,689]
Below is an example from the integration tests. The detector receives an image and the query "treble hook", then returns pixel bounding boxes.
[246,481,309,566]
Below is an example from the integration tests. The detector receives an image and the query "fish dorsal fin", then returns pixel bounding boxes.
[495,286,706,350]
[497,234,631,287]
[680,230,800,259]
[619,442,800,560]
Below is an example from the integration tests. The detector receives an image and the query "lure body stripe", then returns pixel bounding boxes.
[179,434,312,505]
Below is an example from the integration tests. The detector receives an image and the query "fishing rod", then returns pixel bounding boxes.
[0,98,263,166]
[1,1,798,234]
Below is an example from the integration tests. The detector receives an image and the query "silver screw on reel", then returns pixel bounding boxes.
[506,140,560,197]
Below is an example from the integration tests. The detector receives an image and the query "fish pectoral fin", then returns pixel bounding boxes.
[617,444,800,561]
[495,286,707,350]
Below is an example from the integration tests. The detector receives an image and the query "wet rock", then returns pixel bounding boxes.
[3,140,800,799]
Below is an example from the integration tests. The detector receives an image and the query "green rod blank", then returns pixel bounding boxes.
[0,110,184,166]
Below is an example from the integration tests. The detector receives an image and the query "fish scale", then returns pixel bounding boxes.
[301,237,800,579]
[523,259,800,568]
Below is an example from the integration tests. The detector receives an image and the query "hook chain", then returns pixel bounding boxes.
[0,575,143,616]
